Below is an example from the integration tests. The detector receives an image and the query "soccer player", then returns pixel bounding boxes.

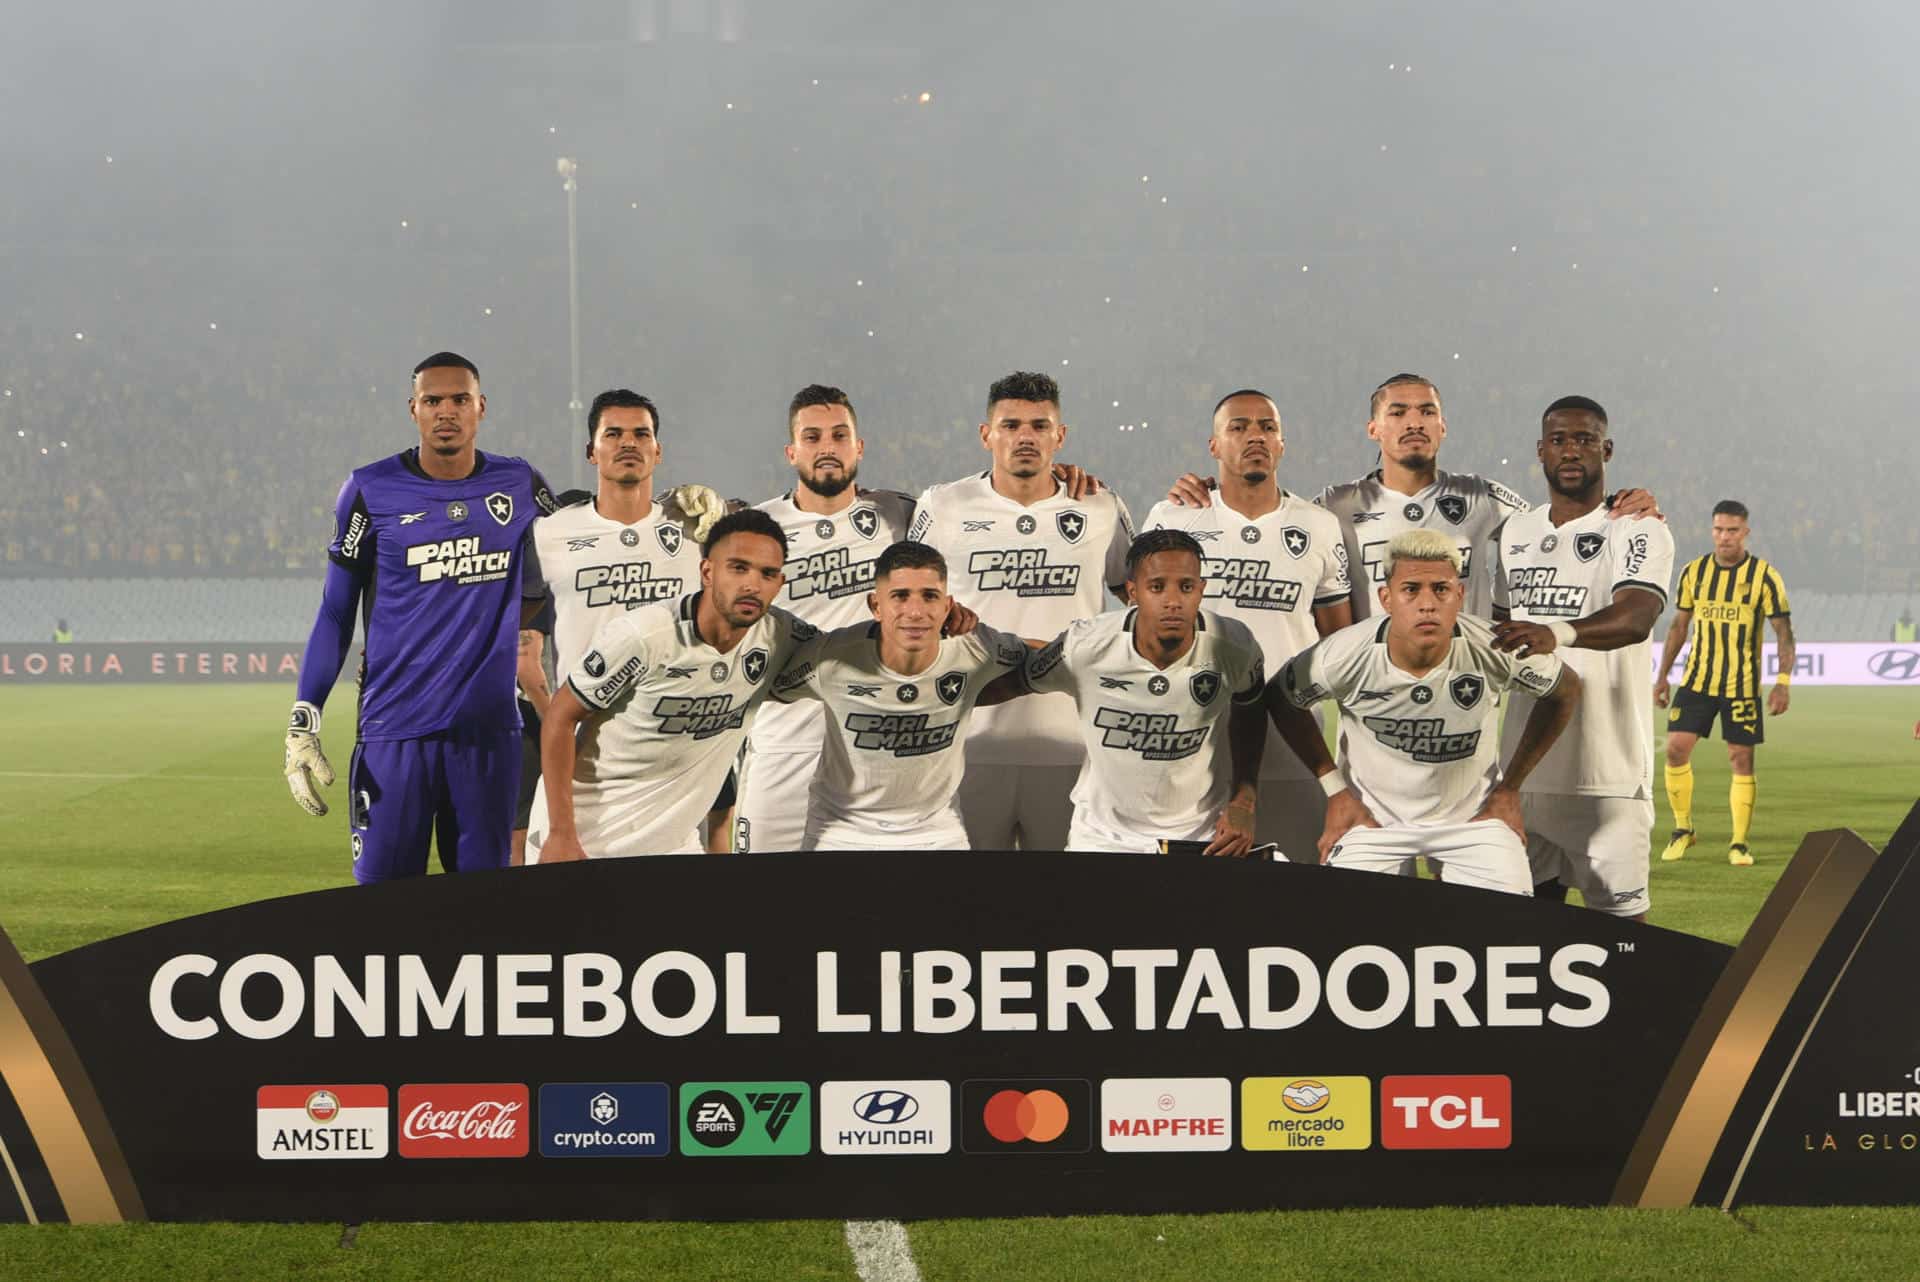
[910,371,1135,851]
[1264,530,1583,894]
[1653,500,1794,867]
[1143,390,1351,858]
[735,385,917,854]
[283,352,555,881]
[530,510,811,861]
[1488,397,1675,919]
[993,529,1268,855]
[766,541,1031,850]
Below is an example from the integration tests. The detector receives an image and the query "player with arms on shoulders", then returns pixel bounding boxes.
[1144,389,1351,859]
[284,351,555,881]
[1653,500,1793,867]
[911,370,1135,851]
[1488,397,1675,920]
[531,511,810,861]
[1264,530,1583,894]
[985,529,1268,856]
[767,541,1019,850]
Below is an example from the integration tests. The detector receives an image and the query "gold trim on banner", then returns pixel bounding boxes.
[1613,829,1880,1208]
[0,922,144,1223]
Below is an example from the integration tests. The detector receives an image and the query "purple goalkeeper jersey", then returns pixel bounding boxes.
[325,448,554,741]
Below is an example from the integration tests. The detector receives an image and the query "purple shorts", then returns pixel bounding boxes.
[346,729,520,883]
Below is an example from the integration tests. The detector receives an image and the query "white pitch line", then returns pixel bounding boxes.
[845,1219,922,1282]
[0,771,260,782]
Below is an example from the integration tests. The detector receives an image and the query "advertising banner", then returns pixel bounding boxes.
[0,644,302,683]
[1657,642,1920,687]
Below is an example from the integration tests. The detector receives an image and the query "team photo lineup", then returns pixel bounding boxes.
[280,356,1788,921]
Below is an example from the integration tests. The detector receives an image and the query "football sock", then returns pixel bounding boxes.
[1730,774,1756,848]
[1665,762,1695,832]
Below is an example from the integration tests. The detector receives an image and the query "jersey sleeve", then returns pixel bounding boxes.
[1022,628,1076,696]
[326,475,375,579]
[971,622,1031,674]
[1611,518,1675,606]
[1675,559,1698,611]
[906,488,939,547]
[1315,525,1353,607]
[1104,494,1137,590]
[519,524,547,601]
[1232,640,1266,705]
[1485,479,1530,518]
[567,613,653,711]
[1478,630,1566,700]
[1760,562,1791,618]
[1489,534,1511,612]
[769,630,828,705]
[1274,639,1336,709]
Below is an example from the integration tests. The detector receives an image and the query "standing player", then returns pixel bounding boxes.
[530,511,810,861]
[1488,397,1675,919]
[1143,390,1351,858]
[1653,501,1794,867]
[767,541,1030,850]
[1264,530,1583,894]
[283,352,555,881]
[735,385,917,854]
[995,530,1268,855]
[910,371,1135,850]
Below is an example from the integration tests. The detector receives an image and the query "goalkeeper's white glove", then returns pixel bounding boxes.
[662,483,728,543]
[284,701,335,817]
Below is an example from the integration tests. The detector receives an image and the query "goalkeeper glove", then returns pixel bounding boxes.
[284,701,335,817]
[662,483,728,543]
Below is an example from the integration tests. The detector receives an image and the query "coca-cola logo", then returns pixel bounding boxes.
[397,1083,530,1159]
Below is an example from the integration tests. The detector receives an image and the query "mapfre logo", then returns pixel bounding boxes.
[397,1083,529,1158]
[1100,1077,1231,1153]
[1380,1074,1511,1150]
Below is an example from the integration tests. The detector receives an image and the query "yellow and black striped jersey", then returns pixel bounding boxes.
[1675,553,1790,699]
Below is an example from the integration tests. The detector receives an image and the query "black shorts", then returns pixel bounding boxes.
[1668,685,1764,746]
[514,724,542,829]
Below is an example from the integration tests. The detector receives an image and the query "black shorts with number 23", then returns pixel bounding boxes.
[1669,684,1764,745]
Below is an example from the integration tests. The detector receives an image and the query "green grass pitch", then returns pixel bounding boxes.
[2,683,1917,1279]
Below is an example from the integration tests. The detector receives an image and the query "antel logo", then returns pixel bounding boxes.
[397,1083,529,1158]
[960,1079,1092,1154]
[1100,1077,1231,1153]
[822,1080,952,1156]
[257,1084,388,1161]
[1380,1075,1512,1150]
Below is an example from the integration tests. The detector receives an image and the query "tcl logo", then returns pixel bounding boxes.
[1380,1075,1511,1150]
[398,1083,529,1158]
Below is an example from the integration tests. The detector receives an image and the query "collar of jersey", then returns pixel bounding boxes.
[402,447,488,482]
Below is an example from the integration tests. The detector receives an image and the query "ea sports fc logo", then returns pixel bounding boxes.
[983,1089,1070,1143]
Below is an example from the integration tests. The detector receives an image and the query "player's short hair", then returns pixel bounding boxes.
[874,540,948,583]
[1542,395,1608,428]
[586,389,662,450]
[788,384,857,435]
[1369,373,1439,419]
[703,509,789,559]
[987,371,1061,415]
[1712,499,1750,521]
[1380,528,1463,581]
[412,351,479,383]
[1212,388,1277,420]
[1126,528,1205,578]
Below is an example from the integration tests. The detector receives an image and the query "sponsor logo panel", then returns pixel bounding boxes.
[820,1080,952,1155]
[1380,1074,1511,1150]
[1241,1076,1371,1152]
[539,1083,671,1158]
[1100,1077,1231,1153]
[397,1083,529,1158]
[256,1085,389,1160]
[679,1081,811,1156]
[960,1079,1092,1154]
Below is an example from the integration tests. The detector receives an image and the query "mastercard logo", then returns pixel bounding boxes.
[981,1089,1071,1143]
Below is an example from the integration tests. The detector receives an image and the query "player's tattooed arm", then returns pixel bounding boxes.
[537,684,597,862]
[1652,607,1692,707]
[1769,614,1795,716]
[1493,586,1665,657]
[516,629,552,719]
[1205,701,1267,857]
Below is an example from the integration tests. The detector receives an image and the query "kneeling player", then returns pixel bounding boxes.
[1265,530,1583,894]
[765,541,1025,850]
[988,529,1267,855]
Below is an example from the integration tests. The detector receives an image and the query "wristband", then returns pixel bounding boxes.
[288,700,322,734]
[1548,621,1577,649]
[1318,770,1348,798]
[1775,673,1791,687]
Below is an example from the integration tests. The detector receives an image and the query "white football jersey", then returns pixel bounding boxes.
[909,471,1134,765]
[1317,470,1528,619]
[1026,608,1266,844]
[1493,505,1675,798]
[1143,490,1349,782]
[746,488,916,756]
[544,595,811,857]
[770,622,1030,838]
[1274,614,1564,828]
[533,498,703,680]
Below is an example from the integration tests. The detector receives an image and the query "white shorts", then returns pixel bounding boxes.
[1066,813,1211,855]
[524,782,703,861]
[733,746,814,855]
[956,763,1076,851]
[1325,819,1532,896]
[801,812,970,852]
[1256,779,1326,865]
[1522,793,1654,917]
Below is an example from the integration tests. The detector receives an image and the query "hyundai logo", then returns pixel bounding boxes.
[1869,649,1920,681]
[853,1089,920,1125]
